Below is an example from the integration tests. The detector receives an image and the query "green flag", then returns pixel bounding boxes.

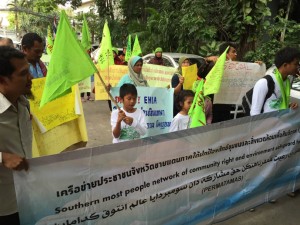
[40,10,97,108]
[81,14,91,51]
[203,46,229,96]
[46,25,54,55]
[188,79,206,128]
[188,46,228,128]
[131,35,142,57]
[97,20,114,70]
[125,34,132,62]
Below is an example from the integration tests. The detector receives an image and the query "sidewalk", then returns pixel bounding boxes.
[82,99,300,225]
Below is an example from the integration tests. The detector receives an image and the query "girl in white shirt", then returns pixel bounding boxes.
[169,90,194,132]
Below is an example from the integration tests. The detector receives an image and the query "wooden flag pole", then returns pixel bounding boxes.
[95,70,120,110]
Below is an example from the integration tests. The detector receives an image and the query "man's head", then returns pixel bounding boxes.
[0,37,14,48]
[0,46,33,101]
[21,32,44,64]
[275,47,300,78]
[219,42,237,61]
[154,47,163,58]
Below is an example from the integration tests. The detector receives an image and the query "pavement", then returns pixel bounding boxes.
[81,97,300,225]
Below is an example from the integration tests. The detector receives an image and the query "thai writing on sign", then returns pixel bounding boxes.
[14,107,300,225]
[110,86,174,137]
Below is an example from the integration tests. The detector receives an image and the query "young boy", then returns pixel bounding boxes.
[111,84,147,143]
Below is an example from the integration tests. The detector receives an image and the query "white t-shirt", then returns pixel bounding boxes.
[250,72,290,116]
[111,108,147,143]
[169,113,190,132]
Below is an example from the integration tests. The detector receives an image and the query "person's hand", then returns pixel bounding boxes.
[254,60,264,65]
[179,76,184,85]
[205,56,218,62]
[106,83,112,92]
[123,116,133,126]
[289,102,298,110]
[2,152,29,171]
[117,110,126,123]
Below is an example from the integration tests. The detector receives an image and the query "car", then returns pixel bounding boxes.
[142,52,206,68]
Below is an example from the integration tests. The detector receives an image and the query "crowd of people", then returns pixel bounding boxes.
[0,31,300,224]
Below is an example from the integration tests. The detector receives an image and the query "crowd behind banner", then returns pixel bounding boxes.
[14,108,300,225]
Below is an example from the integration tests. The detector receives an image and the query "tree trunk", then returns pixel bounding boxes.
[280,0,292,42]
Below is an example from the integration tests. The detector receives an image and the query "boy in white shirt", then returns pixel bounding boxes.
[111,84,147,143]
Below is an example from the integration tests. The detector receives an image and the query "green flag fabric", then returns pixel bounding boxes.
[125,34,132,62]
[46,25,54,55]
[97,20,114,70]
[40,10,97,108]
[203,46,229,96]
[188,79,206,128]
[81,14,91,51]
[131,35,142,57]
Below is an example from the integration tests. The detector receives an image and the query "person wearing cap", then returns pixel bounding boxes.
[149,47,165,66]
[113,47,125,65]
[117,56,149,87]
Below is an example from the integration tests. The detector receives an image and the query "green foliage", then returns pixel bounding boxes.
[8,0,82,38]
[244,40,284,68]
[199,41,221,57]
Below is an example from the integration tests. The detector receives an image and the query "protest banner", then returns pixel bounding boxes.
[30,77,78,132]
[41,54,51,68]
[213,61,266,104]
[142,64,175,87]
[32,86,88,157]
[14,106,300,225]
[78,77,92,93]
[94,65,128,100]
[95,64,176,100]
[111,87,174,137]
[182,64,197,90]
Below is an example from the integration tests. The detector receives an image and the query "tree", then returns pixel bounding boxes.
[7,0,82,38]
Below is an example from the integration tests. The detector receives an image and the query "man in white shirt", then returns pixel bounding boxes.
[0,46,33,224]
[251,47,300,116]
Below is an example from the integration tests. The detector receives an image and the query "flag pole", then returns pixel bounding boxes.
[95,70,120,110]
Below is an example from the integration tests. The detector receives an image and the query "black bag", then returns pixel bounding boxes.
[242,75,275,116]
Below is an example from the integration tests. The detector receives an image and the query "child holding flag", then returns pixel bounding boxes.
[169,90,194,132]
[111,84,147,143]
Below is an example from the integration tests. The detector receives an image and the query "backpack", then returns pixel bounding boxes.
[242,75,275,116]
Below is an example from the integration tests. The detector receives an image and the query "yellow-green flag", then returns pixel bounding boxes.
[97,20,114,70]
[131,35,142,57]
[81,14,91,51]
[40,10,97,108]
[46,25,54,55]
[125,34,132,62]
[188,79,206,128]
[203,46,229,96]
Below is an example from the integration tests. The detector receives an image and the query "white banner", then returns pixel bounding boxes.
[14,108,300,225]
[111,87,174,137]
[214,61,266,104]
